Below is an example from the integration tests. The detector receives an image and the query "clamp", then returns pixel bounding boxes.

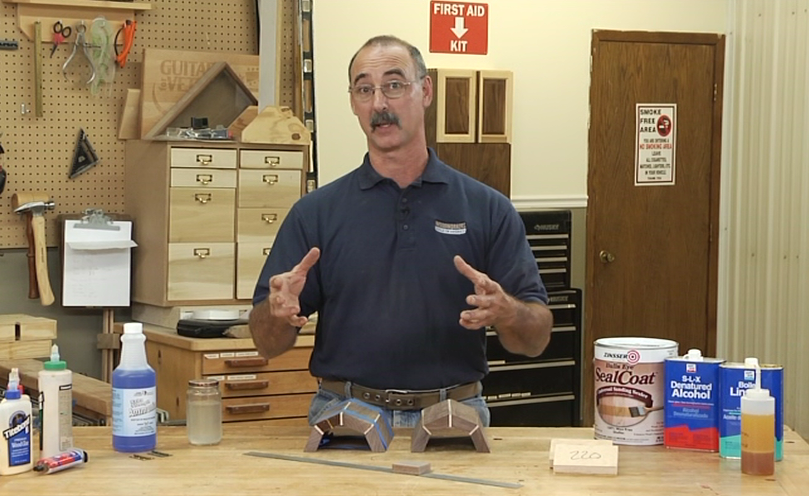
[62,22,96,84]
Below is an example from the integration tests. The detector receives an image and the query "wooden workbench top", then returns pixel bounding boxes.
[1,425,806,495]
[135,322,315,351]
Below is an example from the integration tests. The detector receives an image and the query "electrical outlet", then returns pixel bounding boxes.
[0,40,19,50]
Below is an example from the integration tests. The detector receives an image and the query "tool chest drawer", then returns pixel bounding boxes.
[170,168,237,188]
[483,361,576,398]
[171,148,237,168]
[169,188,236,242]
[240,149,305,169]
[520,210,572,290]
[488,394,577,427]
[201,346,313,375]
[222,393,312,422]
[238,169,303,208]
[237,207,290,242]
[167,243,234,301]
[236,242,274,300]
[210,370,318,398]
[487,326,577,364]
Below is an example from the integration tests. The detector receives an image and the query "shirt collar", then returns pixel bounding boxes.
[358,148,450,190]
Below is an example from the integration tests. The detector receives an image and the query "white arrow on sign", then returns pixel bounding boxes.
[451,17,468,38]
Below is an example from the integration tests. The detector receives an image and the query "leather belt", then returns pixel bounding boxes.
[319,379,482,410]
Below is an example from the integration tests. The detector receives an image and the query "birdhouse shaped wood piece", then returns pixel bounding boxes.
[411,399,490,453]
[304,399,394,452]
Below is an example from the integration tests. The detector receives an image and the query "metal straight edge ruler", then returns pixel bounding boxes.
[243,451,522,489]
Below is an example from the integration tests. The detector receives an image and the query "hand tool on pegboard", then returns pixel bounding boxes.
[69,128,100,178]
[50,20,72,58]
[0,132,6,196]
[12,193,56,306]
[114,20,137,68]
[62,22,97,85]
[34,21,43,117]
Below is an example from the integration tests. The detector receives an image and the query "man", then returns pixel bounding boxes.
[250,35,552,428]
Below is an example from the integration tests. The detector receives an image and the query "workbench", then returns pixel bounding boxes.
[1,425,806,495]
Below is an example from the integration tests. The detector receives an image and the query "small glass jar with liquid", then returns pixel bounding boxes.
[186,378,222,445]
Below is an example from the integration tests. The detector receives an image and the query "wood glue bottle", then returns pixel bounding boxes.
[740,357,775,475]
[38,344,73,458]
[0,368,33,475]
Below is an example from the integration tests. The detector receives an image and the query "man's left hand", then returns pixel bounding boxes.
[453,255,516,330]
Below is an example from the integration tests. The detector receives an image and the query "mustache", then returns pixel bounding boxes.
[371,111,401,129]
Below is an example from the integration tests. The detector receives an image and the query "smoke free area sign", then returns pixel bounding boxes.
[430,2,488,54]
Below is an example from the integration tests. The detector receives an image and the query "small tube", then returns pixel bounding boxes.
[34,448,88,474]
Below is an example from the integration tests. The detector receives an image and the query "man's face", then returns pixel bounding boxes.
[348,44,432,154]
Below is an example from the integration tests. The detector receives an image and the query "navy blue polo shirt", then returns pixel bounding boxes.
[253,148,547,390]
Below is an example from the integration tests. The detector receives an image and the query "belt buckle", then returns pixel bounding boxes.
[384,389,416,409]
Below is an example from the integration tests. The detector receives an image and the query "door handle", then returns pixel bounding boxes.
[599,250,615,263]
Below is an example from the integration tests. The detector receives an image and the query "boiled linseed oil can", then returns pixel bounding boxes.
[719,362,784,460]
[664,349,723,451]
[594,337,678,445]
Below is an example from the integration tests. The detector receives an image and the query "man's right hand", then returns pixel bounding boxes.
[268,247,321,327]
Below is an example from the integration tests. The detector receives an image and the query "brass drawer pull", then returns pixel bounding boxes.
[196,173,213,185]
[263,247,271,256]
[261,213,278,224]
[193,248,211,259]
[224,357,269,368]
[194,193,212,204]
[225,380,269,391]
[264,156,280,167]
[196,154,213,166]
[263,174,279,185]
[226,403,270,415]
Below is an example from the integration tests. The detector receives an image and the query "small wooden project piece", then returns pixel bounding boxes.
[392,461,432,476]
[551,440,619,476]
[304,399,393,452]
[411,399,489,453]
[548,438,614,467]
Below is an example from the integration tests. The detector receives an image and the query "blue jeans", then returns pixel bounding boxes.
[308,384,491,428]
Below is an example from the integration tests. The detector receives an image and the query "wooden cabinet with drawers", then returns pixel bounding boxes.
[142,325,317,425]
[125,140,308,306]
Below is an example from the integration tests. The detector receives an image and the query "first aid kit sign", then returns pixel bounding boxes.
[430,2,488,55]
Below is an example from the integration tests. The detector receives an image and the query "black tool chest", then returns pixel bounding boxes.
[483,210,582,427]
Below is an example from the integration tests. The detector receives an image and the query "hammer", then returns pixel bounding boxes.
[12,193,56,306]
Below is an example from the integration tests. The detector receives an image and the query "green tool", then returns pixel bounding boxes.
[243,451,522,489]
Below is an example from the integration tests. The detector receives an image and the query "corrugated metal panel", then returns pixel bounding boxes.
[722,0,809,440]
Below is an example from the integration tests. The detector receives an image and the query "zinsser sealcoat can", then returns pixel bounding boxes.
[664,349,724,451]
[594,337,678,445]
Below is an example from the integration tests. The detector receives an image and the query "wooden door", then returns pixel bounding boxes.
[584,31,725,425]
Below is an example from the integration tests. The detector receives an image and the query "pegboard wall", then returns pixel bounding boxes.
[0,0,298,248]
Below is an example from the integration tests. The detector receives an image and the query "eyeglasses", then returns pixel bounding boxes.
[348,80,418,102]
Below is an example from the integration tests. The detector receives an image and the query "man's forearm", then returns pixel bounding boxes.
[248,299,299,359]
[494,299,553,357]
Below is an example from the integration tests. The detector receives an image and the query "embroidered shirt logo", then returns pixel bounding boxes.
[435,220,467,235]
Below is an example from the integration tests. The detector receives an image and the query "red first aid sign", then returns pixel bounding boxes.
[429,2,488,55]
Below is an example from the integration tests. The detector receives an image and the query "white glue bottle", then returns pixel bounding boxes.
[741,357,775,476]
[112,322,157,452]
[38,344,73,458]
[1,368,34,475]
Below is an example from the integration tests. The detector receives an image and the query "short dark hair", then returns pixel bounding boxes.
[347,35,427,82]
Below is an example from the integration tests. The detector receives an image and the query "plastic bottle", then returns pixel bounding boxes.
[112,322,157,452]
[38,344,73,458]
[0,368,34,475]
[741,357,775,476]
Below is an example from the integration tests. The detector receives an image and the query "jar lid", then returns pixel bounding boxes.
[188,378,219,387]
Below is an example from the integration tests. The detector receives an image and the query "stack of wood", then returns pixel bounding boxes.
[0,314,56,360]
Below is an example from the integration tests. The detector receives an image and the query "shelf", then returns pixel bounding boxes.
[2,0,152,42]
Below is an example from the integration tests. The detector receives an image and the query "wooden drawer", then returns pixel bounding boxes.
[238,169,302,208]
[240,149,304,169]
[209,370,318,398]
[171,148,237,168]
[201,346,312,375]
[222,393,311,422]
[167,242,234,301]
[236,241,274,300]
[237,207,289,242]
[169,188,236,243]
[170,168,237,188]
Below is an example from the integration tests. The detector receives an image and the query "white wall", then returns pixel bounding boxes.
[312,0,727,203]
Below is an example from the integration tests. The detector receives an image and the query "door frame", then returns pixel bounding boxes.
[583,30,725,426]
